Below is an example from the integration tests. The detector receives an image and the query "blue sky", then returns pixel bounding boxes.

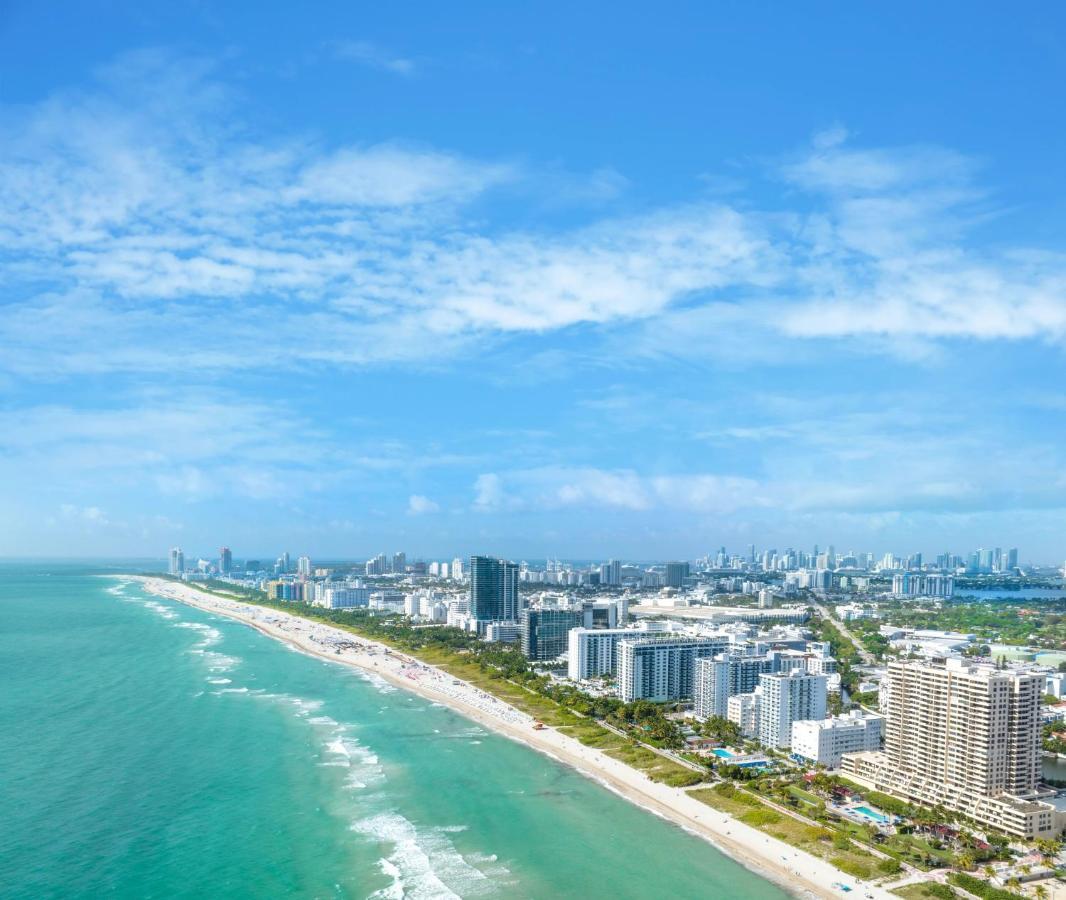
[4,2,1066,561]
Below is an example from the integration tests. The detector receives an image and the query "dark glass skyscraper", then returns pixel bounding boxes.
[520,608,582,660]
[469,556,521,623]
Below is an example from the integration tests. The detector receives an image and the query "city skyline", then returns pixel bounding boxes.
[6,4,1066,559]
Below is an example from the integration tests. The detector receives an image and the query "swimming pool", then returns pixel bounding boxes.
[852,805,890,824]
[712,749,735,758]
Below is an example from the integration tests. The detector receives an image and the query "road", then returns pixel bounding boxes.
[812,599,877,666]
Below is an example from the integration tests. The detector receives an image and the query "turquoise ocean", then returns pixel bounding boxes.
[0,563,787,899]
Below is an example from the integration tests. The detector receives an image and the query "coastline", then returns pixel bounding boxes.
[133,576,893,900]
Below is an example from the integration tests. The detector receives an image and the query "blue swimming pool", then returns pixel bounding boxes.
[712,748,734,758]
[852,805,889,824]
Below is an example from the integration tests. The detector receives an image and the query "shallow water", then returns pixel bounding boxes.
[0,563,787,899]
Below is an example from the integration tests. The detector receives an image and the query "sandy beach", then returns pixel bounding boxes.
[135,576,896,899]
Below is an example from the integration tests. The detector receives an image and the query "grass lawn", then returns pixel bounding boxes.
[892,884,956,900]
[881,833,954,869]
[788,785,824,808]
[691,784,881,879]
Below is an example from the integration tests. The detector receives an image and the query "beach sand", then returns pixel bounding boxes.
[136,576,897,900]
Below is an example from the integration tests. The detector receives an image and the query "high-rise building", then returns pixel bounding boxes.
[365,554,388,576]
[891,572,953,598]
[391,551,406,574]
[1007,548,1019,570]
[219,547,232,574]
[693,652,778,720]
[664,561,689,589]
[297,555,311,577]
[842,658,1060,838]
[757,670,827,749]
[469,556,521,625]
[598,559,621,586]
[168,547,184,575]
[616,635,729,702]
[451,557,464,581]
[567,627,633,680]
[520,608,582,661]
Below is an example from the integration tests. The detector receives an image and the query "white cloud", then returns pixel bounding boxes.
[408,494,440,515]
[293,144,514,206]
[473,473,505,510]
[3,54,1066,388]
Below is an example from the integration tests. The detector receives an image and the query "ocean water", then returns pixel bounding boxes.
[0,563,788,899]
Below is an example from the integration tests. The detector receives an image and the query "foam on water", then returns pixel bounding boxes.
[143,600,178,620]
[359,672,398,694]
[353,813,496,900]
[204,651,240,672]
[207,678,231,685]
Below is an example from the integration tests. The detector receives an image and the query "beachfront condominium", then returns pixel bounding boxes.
[841,658,1062,838]
[520,608,583,661]
[757,670,827,749]
[616,635,730,702]
[318,585,369,609]
[168,547,184,575]
[469,556,522,628]
[567,627,632,680]
[693,651,779,720]
[790,710,884,769]
[219,547,232,574]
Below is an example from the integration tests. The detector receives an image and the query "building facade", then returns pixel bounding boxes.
[841,658,1061,838]
[567,627,631,680]
[757,670,828,749]
[693,652,777,720]
[520,608,582,661]
[469,556,522,626]
[790,710,884,768]
[616,635,729,702]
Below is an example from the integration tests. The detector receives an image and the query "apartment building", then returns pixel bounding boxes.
[841,658,1063,838]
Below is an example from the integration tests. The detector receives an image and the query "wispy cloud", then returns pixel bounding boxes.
[329,40,417,76]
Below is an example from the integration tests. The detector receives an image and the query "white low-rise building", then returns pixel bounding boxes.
[1047,672,1066,699]
[791,710,884,768]
[483,621,521,643]
[836,603,877,622]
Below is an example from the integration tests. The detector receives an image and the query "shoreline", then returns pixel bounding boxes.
[132,576,893,900]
